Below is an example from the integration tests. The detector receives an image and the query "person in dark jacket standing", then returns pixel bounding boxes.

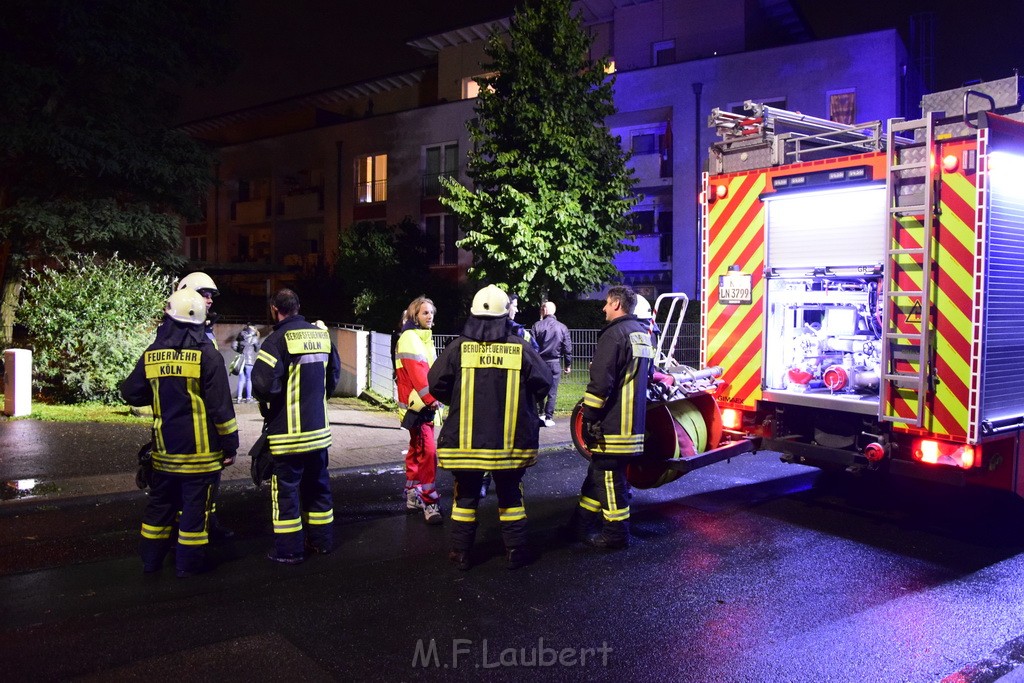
[428,285,551,570]
[252,288,341,564]
[233,323,260,403]
[531,300,572,427]
[121,288,239,577]
[568,286,653,550]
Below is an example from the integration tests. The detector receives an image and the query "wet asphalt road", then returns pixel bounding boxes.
[0,419,150,481]
[3,446,1024,681]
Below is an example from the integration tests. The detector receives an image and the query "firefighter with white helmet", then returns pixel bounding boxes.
[120,288,238,577]
[165,288,207,325]
[634,294,652,321]
[171,272,233,538]
[634,294,658,347]
[177,272,220,347]
[634,294,673,389]
[427,284,551,570]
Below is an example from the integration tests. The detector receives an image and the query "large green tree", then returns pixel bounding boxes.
[0,0,233,344]
[441,0,638,304]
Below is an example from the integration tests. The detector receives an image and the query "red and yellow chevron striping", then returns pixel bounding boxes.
[703,171,766,409]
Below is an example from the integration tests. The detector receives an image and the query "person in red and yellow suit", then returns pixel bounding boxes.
[395,296,443,525]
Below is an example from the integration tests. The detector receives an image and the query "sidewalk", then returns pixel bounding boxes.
[0,398,575,503]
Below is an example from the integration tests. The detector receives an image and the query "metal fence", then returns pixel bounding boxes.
[368,331,397,400]
[364,324,701,403]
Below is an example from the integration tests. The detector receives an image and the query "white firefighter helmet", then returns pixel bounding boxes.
[470,284,510,317]
[177,272,219,296]
[165,288,207,325]
[635,294,653,320]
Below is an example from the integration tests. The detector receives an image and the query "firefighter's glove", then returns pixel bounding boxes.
[223,450,236,467]
[135,441,154,490]
[582,417,604,445]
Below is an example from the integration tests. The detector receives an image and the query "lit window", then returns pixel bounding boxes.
[462,72,497,100]
[356,154,387,203]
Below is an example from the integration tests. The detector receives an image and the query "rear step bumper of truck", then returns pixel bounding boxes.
[768,438,969,486]
[664,436,762,474]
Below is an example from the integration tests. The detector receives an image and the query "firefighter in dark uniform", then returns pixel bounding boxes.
[569,285,652,549]
[428,285,551,570]
[173,271,234,539]
[121,288,239,577]
[252,288,341,564]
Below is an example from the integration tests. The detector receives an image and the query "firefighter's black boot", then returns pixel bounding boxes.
[561,507,600,543]
[586,520,630,550]
[448,549,471,571]
[208,512,235,540]
[505,546,532,570]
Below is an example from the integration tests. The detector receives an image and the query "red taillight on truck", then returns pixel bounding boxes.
[913,439,976,469]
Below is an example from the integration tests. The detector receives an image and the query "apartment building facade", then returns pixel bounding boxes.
[180,0,909,304]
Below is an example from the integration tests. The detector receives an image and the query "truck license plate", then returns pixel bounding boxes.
[718,272,752,304]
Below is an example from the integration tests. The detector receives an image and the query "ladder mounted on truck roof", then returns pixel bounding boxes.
[708,102,888,173]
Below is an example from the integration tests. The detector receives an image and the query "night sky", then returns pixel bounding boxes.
[178,0,1024,123]
[793,0,1024,91]
[177,0,518,122]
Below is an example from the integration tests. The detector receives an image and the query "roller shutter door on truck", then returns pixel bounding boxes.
[765,185,887,269]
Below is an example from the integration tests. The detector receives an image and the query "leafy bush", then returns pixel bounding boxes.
[18,254,171,403]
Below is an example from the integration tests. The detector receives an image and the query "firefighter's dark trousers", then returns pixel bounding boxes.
[140,470,219,573]
[271,448,334,556]
[449,469,527,552]
[575,456,631,543]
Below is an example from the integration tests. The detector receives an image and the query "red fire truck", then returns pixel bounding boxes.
[701,76,1024,494]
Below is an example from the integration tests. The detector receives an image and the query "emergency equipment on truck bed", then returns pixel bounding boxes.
[701,76,1024,494]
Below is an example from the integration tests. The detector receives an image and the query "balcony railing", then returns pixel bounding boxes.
[280,190,323,218]
[627,153,672,186]
[356,179,387,204]
[422,172,456,198]
[233,198,271,224]
[615,233,672,271]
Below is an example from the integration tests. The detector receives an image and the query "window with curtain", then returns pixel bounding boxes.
[423,143,458,197]
[356,153,387,203]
